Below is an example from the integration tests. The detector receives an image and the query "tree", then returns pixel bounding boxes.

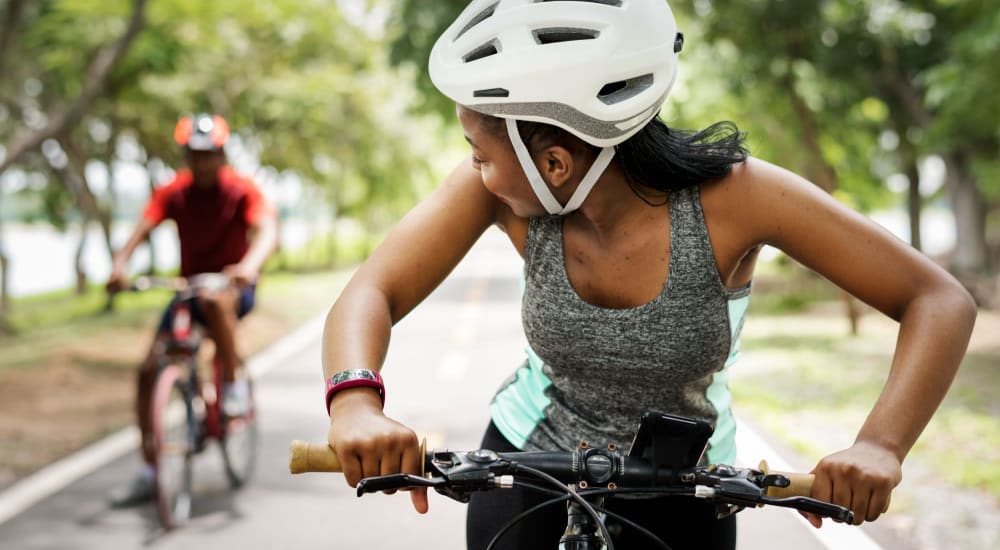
[920,0,999,279]
[1,0,439,320]
[0,0,148,323]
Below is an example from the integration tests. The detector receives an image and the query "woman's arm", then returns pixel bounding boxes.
[323,157,501,512]
[725,157,977,526]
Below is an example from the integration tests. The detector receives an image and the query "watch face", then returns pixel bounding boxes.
[331,369,378,385]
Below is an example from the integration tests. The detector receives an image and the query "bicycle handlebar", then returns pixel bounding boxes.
[288,441,811,495]
[288,440,853,523]
[130,273,232,293]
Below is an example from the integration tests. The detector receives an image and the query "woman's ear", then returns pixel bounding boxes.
[537,146,575,189]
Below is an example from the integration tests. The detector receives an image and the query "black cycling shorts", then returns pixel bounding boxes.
[466,421,737,550]
[156,284,256,334]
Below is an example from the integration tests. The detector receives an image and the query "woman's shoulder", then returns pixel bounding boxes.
[698,156,835,250]
[700,156,821,215]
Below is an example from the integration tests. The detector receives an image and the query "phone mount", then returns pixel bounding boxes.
[627,410,713,470]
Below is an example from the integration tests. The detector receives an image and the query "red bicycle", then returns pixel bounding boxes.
[131,273,259,528]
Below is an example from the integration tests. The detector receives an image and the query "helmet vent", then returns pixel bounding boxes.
[454,2,498,41]
[533,28,599,45]
[463,40,500,63]
[536,0,622,6]
[473,88,510,98]
[598,74,654,105]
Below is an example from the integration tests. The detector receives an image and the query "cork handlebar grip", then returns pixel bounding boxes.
[758,460,815,498]
[289,441,342,474]
[289,439,427,475]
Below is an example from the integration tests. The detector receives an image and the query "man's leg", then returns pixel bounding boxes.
[109,332,168,507]
[197,288,242,383]
[197,288,253,417]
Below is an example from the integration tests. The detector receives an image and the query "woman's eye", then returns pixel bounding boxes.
[472,156,484,167]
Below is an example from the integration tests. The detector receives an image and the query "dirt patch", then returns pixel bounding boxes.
[0,362,133,486]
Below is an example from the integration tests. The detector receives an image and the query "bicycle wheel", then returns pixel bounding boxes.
[151,364,196,529]
[220,376,258,488]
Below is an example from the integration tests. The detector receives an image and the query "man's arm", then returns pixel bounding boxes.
[108,217,157,290]
[227,214,278,286]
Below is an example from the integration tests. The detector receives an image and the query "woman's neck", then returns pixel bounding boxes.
[566,162,666,241]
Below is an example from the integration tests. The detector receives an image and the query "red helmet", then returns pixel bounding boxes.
[174,113,229,151]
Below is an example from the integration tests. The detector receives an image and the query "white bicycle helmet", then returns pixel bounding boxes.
[429,0,684,215]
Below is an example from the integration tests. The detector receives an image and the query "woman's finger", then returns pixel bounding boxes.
[830,476,853,523]
[340,449,364,488]
[379,449,402,495]
[850,486,873,526]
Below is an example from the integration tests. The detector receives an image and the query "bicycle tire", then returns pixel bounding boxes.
[220,376,259,489]
[151,364,195,529]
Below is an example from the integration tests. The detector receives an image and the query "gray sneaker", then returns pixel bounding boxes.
[108,472,155,508]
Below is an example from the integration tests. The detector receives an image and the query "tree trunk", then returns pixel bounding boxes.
[60,137,115,257]
[0,0,27,86]
[906,159,922,252]
[841,290,860,335]
[944,153,989,275]
[780,74,859,332]
[0,251,9,332]
[0,207,9,331]
[74,220,90,295]
[784,79,838,193]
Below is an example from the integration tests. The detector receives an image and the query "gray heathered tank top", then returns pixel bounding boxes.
[489,184,751,463]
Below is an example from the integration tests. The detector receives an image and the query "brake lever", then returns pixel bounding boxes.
[356,474,444,496]
[759,495,855,523]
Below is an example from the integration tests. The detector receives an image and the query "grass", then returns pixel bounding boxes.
[0,268,354,373]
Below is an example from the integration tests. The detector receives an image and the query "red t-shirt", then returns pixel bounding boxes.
[143,166,275,277]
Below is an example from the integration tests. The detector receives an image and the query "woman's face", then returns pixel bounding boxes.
[457,105,550,217]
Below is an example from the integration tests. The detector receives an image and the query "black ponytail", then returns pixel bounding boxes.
[615,117,748,194]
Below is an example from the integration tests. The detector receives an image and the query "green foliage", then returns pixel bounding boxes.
[923,0,1000,200]
[1,0,443,283]
[386,0,468,119]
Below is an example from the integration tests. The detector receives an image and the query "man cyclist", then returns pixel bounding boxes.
[107,113,278,506]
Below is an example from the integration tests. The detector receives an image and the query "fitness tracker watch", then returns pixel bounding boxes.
[325,368,385,414]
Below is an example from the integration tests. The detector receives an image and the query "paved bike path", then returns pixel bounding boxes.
[0,228,905,549]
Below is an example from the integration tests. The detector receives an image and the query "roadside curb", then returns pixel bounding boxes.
[0,311,327,526]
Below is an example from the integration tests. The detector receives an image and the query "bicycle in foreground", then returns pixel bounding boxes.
[289,411,852,549]
[125,273,259,529]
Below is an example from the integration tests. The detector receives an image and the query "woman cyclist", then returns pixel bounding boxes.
[321,1,977,548]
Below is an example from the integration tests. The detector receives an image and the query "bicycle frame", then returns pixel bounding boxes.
[157,299,227,442]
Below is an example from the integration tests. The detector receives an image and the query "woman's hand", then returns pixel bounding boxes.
[327,388,428,513]
[805,441,901,528]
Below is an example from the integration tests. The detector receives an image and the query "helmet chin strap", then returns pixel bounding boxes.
[506,119,615,216]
